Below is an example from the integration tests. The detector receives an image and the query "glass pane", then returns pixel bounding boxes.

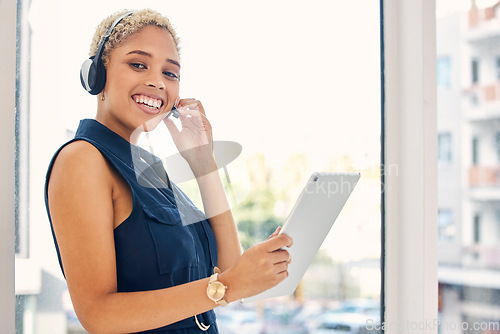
[437,0,500,333]
[16,0,381,332]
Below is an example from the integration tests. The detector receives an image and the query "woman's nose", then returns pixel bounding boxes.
[145,73,165,90]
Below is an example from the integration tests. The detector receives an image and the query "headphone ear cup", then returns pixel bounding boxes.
[80,58,94,93]
[80,11,133,95]
[80,56,106,95]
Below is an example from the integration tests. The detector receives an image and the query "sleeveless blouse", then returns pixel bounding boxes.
[44,119,219,333]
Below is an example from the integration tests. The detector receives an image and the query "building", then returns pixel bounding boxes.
[437,1,500,332]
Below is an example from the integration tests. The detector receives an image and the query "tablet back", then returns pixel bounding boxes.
[242,172,360,303]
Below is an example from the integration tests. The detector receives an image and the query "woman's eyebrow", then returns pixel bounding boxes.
[126,50,180,68]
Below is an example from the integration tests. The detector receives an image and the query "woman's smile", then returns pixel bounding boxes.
[132,94,165,115]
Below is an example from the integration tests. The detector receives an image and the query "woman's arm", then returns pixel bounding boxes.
[164,98,242,271]
[48,140,292,334]
[188,158,242,271]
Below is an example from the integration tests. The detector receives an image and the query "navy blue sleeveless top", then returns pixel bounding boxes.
[44,119,219,333]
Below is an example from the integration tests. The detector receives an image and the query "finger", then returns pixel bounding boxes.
[174,97,180,108]
[177,108,203,118]
[275,270,289,283]
[163,117,180,136]
[177,98,196,105]
[177,99,200,109]
[262,234,293,253]
[178,99,206,116]
[274,261,289,274]
[177,109,212,132]
[270,249,291,264]
[267,226,282,240]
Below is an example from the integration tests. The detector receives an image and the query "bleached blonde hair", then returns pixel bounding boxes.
[89,9,180,67]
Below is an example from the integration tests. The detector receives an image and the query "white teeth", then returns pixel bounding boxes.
[134,95,161,109]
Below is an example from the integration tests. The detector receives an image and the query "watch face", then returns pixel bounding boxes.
[207,281,226,301]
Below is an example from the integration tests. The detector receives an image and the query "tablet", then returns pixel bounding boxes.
[241,172,360,303]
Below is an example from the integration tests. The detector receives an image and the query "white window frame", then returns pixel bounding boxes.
[383,0,438,333]
[0,0,17,332]
[0,0,438,332]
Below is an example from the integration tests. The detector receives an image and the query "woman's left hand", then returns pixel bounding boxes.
[163,98,215,169]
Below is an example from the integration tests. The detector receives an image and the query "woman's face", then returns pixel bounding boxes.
[97,25,180,142]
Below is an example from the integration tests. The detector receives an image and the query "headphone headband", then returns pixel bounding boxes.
[80,11,134,95]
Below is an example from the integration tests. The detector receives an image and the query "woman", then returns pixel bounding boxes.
[45,9,292,334]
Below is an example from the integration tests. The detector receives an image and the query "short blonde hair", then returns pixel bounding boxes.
[89,9,180,67]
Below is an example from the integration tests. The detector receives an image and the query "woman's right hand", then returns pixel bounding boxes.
[219,233,293,302]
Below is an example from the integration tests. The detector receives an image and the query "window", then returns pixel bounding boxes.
[473,213,481,244]
[438,132,452,163]
[496,56,500,80]
[438,209,455,242]
[14,1,382,332]
[5,1,444,332]
[472,136,480,165]
[437,56,452,88]
[496,132,500,163]
[472,58,480,84]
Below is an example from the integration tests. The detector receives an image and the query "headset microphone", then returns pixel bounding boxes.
[80,11,134,95]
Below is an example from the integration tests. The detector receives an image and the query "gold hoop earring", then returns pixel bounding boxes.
[101,92,105,101]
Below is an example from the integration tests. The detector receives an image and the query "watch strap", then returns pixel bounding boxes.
[208,267,228,306]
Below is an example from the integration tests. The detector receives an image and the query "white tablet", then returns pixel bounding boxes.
[242,172,360,303]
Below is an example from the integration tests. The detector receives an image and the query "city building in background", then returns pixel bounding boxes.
[437,1,500,332]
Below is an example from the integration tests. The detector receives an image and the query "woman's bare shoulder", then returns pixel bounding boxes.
[57,139,102,159]
[48,140,113,196]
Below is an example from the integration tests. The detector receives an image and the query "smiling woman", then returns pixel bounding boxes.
[44,9,293,334]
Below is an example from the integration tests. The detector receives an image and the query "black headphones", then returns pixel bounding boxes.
[80,11,134,95]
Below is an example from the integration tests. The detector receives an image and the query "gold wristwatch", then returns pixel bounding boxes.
[206,267,228,306]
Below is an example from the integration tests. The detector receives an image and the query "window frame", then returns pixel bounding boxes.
[1,0,439,332]
[382,0,438,333]
[15,0,31,258]
[0,0,17,331]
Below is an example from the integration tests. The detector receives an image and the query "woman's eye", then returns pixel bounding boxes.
[130,63,146,70]
[163,71,179,80]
